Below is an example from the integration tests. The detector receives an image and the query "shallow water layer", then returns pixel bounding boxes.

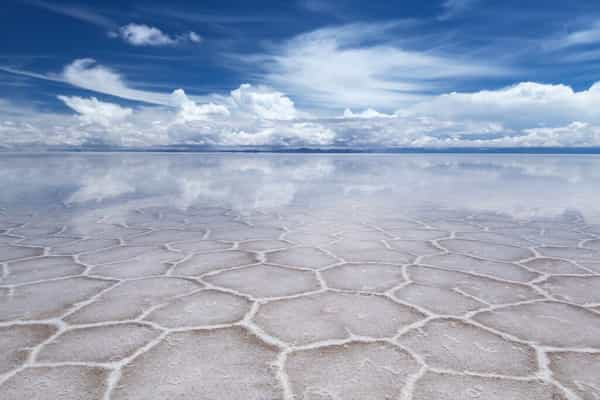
[1,153,600,400]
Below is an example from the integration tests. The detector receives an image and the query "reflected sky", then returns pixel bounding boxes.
[2,153,600,222]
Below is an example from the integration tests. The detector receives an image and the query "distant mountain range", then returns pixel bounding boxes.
[3,145,600,154]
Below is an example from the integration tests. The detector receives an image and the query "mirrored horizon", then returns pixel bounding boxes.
[2,153,600,221]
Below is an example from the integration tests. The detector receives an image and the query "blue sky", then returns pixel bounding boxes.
[2,0,600,148]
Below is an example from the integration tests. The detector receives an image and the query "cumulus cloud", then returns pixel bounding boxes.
[116,23,176,46]
[58,96,133,127]
[112,23,202,46]
[342,108,394,119]
[403,81,600,128]
[0,82,337,148]
[487,123,600,147]
[169,85,300,123]
[2,56,600,149]
[163,86,333,146]
[3,83,600,149]
[229,84,298,120]
[170,89,230,122]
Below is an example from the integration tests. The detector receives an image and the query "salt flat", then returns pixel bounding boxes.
[1,153,600,400]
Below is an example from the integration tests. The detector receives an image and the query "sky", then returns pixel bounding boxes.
[1,0,600,149]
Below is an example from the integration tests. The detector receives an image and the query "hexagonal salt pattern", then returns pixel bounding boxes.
[286,342,420,400]
[169,239,232,254]
[205,264,320,298]
[0,277,115,321]
[438,239,535,262]
[538,276,600,304]
[398,318,536,375]
[421,253,537,282]
[3,256,85,284]
[394,283,485,315]
[173,250,259,276]
[237,240,291,252]
[412,372,567,400]
[111,327,282,400]
[321,262,405,292]
[37,323,160,363]
[326,239,414,264]
[2,366,109,400]
[388,239,443,256]
[537,246,600,263]
[266,246,338,270]
[49,238,119,255]
[455,231,535,247]
[522,257,589,275]
[65,277,201,324]
[2,199,600,400]
[0,244,43,262]
[474,302,600,348]
[0,324,56,373]
[254,291,424,345]
[125,229,206,245]
[145,289,251,328]
[405,264,542,305]
[548,352,600,400]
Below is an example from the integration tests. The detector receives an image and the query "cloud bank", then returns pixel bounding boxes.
[1,35,600,151]
[2,73,600,149]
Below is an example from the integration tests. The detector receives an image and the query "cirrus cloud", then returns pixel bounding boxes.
[235,23,509,110]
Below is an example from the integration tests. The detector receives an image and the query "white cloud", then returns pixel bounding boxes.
[188,32,203,43]
[2,57,600,149]
[117,23,176,46]
[403,81,600,128]
[170,89,230,122]
[486,122,600,147]
[61,58,173,105]
[239,23,507,110]
[217,121,335,146]
[2,59,208,106]
[342,108,394,119]
[438,0,479,20]
[112,23,203,47]
[67,173,135,203]
[168,85,300,123]
[27,2,202,47]
[4,80,600,149]
[25,0,116,29]
[58,95,133,127]
[0,82,337,148]
[546,21,600,50]
[229,84,298,120]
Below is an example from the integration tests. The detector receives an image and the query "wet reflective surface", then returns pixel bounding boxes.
[1,153,600,400]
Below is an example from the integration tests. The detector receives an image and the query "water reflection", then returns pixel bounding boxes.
[1,153,600,221]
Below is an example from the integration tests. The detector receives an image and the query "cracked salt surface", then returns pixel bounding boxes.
[1,153,600,399]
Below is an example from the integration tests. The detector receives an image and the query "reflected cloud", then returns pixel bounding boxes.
[1,154,600,222]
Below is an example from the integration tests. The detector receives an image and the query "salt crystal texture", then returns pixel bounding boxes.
[2,154,600,399]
